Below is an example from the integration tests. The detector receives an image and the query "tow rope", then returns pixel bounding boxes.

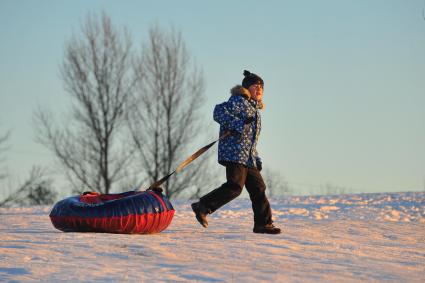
[144,131,232,190]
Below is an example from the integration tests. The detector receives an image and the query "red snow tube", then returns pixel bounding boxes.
[49,189,174,234]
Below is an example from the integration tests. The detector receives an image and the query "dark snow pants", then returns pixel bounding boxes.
[200,162,272,225]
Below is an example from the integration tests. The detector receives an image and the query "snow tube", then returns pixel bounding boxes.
[49,189,174,234]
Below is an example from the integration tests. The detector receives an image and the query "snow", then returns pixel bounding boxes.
[1,192,424,282]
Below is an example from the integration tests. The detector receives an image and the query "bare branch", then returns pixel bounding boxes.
[0,129,11,181]
[34,13,136,194]
[0,166,57,207]
[128,26,210,197]
[263,167,291,197]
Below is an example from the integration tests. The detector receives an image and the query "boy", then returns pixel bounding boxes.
[191,70,281,234]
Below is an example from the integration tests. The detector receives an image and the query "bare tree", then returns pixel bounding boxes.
[128,26,211,198]
[35,13,136,194]
[263,167,291,197]
[0,129,10,181]
[0,127,57,207]
[0,166,57,207]
[320,182,348,195]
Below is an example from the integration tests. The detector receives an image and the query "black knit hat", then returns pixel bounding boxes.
[242,70,264,89]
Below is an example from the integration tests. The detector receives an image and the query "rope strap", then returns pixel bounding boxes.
[146,131,232,190]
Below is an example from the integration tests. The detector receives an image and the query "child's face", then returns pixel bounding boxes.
[248,84,263,102]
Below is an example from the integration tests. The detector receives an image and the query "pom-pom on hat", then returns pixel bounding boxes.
[242,70,264,89]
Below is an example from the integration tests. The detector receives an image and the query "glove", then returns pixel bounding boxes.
[256,160,262,172]
[245,116,255,124]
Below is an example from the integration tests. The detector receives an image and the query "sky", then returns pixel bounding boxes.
[0,0,424,195]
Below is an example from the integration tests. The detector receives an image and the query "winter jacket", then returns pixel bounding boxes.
[214,85,263,169]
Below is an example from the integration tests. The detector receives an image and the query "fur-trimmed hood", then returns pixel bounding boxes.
[230,85,264,109]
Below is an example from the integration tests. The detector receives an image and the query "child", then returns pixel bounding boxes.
[191,70,281,234]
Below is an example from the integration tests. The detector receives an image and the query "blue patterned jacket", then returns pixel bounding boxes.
[214,85,263,169]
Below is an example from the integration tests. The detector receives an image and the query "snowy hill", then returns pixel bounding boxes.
[1,192,424,282]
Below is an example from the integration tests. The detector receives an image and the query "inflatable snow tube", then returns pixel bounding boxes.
[49,189,174,234]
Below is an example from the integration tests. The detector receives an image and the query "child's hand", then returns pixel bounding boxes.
[257,160,263,172]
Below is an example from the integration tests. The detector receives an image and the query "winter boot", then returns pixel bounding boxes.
[191,201,209,228]
[253,223,281,234]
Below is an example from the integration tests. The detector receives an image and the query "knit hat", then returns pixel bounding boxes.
[242,70,264,89]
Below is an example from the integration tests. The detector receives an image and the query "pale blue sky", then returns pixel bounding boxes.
[1,0,424,195]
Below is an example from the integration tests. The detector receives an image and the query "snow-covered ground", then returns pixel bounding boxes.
[1,192,424,282]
